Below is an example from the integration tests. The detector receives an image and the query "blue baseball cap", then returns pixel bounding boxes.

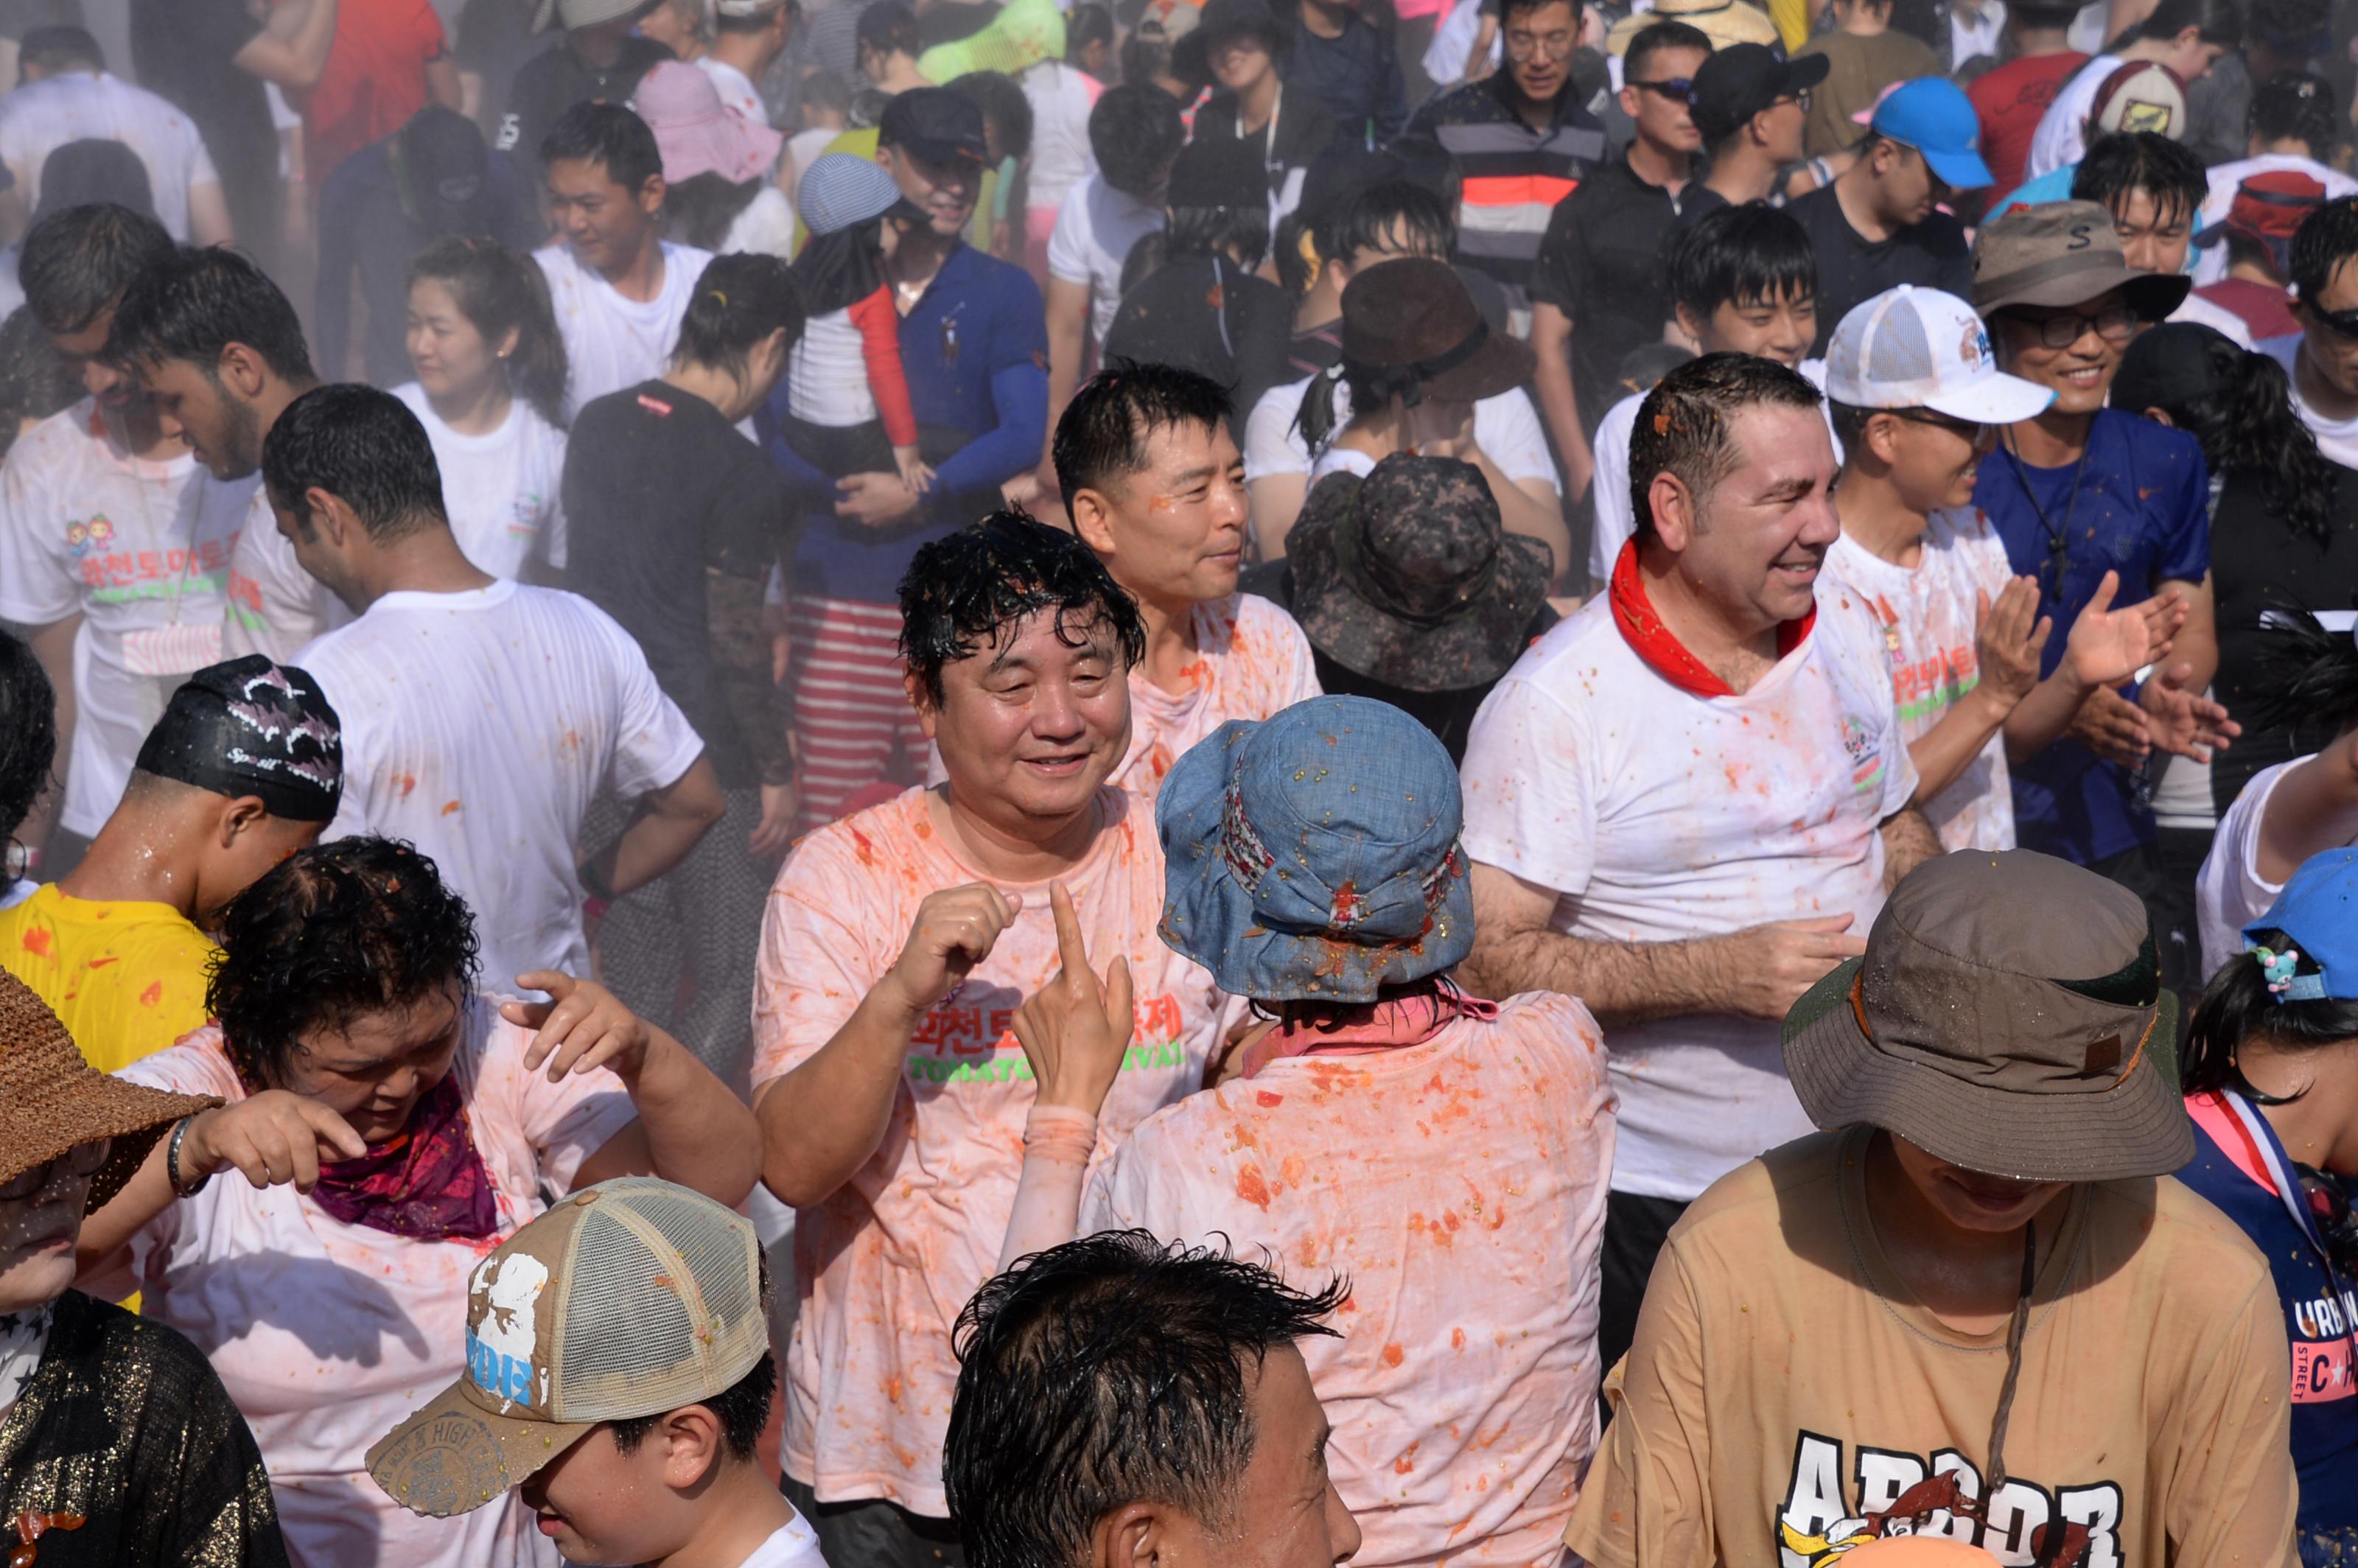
[2244,848,2358,1003]
[1870,77,1994,192]
[1155,696,1474,1002]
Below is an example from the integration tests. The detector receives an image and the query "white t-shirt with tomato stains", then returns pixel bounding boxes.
[116,998,639,1568]
[1082,992,1617,1568]
[1819,508,2017,853]
[751,785,1238,1518]
[1459,597,1915,1204]
[1119,592,1321,800]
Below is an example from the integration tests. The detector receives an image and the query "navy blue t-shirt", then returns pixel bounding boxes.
[2180,1091,2358,1545]
[1972,408,2209,864]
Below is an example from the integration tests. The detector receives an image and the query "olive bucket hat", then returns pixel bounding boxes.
[1781,848,2194,1183]
[1155,695,1474,1001]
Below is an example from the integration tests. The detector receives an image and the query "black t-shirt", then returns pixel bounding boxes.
[1105,254,1295,438]
[497,35,673,168]
[1787,181,1972,357]
[2209,462,2358,814]
[130,0,274,244]
[563,380,794,790]
[1533,155,1691,438]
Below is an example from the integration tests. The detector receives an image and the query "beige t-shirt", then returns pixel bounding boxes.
[1564,1127,2299,1568]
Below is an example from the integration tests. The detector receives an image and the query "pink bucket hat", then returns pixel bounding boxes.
[632,60,783,185]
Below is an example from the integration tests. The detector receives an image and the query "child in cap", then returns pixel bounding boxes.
[1819,284,2184,853]
[2180,847,2358,1561]
[368,1177,825,1568]
[989,694,1617,1566]
[778,153,934,498]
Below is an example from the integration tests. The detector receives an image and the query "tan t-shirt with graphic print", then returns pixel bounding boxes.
[1565,1126,2299,1568]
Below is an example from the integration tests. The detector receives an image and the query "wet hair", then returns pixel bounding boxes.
[2183,925,2358,1097]
[2249,69,2341,153]
[857,1,921,59]
[2071,131,2206,228]
[1623,18,1710,79]
[1053,360,1233,510]
[2131,334,2333,542]
[18,201,172,337]
[262,384,449,543]
[17,24,102,74]
[539,99,663,190]
[1068,1,1113,58]
[2135,0,2242,43]
[1629,351,1824,543]
[105,244,315,385]
[665,172,766,251]
[670,252,805,383]
[0,307,82,452]
[609,1351,777,1461]
[2248,606,2358,737]
[1664,200,1818,321]
[897,511,1147,705]
[0,628,56,848]
[950,70,1035,162]
[1165,200,1271,270]
[944,1232,1346,1568]
[1318,177,1454,270]
[208,837,483,1089]
[407,237,571,431]
[2290,195,2358,303]
[1091,84,1186,200]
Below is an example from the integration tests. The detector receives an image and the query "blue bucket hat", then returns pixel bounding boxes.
[1155,696,1474,1002]
[2245,847,2358,1003]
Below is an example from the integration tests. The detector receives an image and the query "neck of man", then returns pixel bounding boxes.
[878,56,930,91]
[2008,403,2095,466]
[1628,132,1690,192]
[1833,461,1931,568]
[1239,69,1280,130]
[1833,160,1903,244]
[2254,135,2312,158]
[1300,0,1347,41]
[1636,538,1785,692]
[1130,586,1206,694]
[429,374,514,438]
[1839,5,1890,35]
[885,223,958,305]
[2242,1041,2358,1174]
[2010,21,2072,52]
[572,27,626,68]
[651,1461,799,1568]
[2119,37,2176,65]
[60,798,205,920]
[2226,257,2284,287]
[662,361,748,421]
[1705,137,1780,204]
[1510,78,1558,132]
[710,29,777,77]
[933,777,1103,884]
[601,228,669,301]
[349,522,498,613]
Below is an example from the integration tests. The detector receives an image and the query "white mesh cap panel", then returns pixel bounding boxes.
[547,1180,767,1423]
[1865,295,1938,387]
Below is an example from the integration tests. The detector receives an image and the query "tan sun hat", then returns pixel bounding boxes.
[0,970,217,1211]
[1606,0,1783,55]
[368,1177,768,1519]
[1970,200,2192,321]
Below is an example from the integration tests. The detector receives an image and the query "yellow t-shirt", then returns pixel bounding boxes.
[0,884,216,1073]
[1566,1125,2301,1568]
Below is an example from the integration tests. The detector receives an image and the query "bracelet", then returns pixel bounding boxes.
[165,1115,209,1198]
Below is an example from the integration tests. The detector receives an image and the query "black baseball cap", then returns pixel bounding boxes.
[1689,43,1828,144]
[878,87,989,166]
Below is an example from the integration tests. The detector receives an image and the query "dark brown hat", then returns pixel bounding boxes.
[1781,849,2194,1183]
[1289,455,1550,692]
[1336,256,1536,407]
[0,971,218,1210]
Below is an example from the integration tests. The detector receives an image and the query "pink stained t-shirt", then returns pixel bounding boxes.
[751,785,1237,1516]
[116,998,640,1568]
[1081,992,1617,1568]
[1119,592,1321,800]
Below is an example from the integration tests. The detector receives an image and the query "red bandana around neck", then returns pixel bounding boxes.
[1607,539,1816,699]
[227,1045,500,1241]
[1239,985,1500,1080]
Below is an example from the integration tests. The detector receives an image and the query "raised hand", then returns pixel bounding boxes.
[2063,572,2183,690]
[1011,882,1136,1115]
[884,883,1023,1013]
[1973,576,2051,713]
[504,973,657,1083]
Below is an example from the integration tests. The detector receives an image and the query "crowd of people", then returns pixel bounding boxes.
[0,0,2355,1561]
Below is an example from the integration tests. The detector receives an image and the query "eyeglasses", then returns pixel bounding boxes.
[1630,77,1696,100]
[1889,407,1992,443]
[1502,29,1577,60]
[0,1140,112,1202]
[2010,304,2139,349]
[1771,87,1813,111]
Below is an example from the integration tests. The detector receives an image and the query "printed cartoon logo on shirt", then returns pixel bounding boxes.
[903,978,1193,1085]
[2292,1283,2358,1401]
[1777,1435,2121,1568]
[66,518,113,559]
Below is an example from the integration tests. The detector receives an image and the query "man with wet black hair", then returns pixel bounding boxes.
[945,1232,1360,1568]
[749,511,1233,1568]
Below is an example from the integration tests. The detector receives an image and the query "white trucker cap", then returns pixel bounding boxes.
[1825,284,2054,424]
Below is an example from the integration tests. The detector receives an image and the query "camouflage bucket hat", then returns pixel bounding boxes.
[1289,454,1550,694]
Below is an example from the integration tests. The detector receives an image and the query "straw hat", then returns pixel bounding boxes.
[0,971,217,1210]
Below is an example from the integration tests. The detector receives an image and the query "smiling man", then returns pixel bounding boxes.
[1566,850,2299,1568]
[1057,363,1319,800]
[749,512,1234,1567]
[1458,351,1939,1382]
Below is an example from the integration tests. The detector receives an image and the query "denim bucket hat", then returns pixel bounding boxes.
[1155,696,1474,1001]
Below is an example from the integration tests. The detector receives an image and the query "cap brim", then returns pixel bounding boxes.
[1424,329,1536,407]
[1921,144,1995,191]
[367,1378,600,1520]
[1781,959,2194,1183]
[1922,368,2055,424]
[1785,53,1832,91]
[1979,258,2191,319]
[894,136,989,167]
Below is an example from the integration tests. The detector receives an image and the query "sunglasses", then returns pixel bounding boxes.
[1631,77,1696,100]
[0,1139,111,1202]
[2309,303,2358,339]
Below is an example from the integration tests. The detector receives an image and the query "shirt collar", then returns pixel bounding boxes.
[1607,538,1816,697]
